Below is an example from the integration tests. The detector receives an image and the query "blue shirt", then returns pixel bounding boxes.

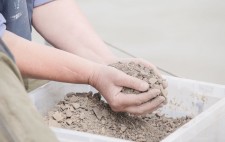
[0,0,53,58]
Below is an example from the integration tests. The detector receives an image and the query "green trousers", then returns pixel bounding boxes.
[0,52,58,142]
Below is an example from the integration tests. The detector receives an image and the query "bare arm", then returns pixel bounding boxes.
[32,0,116,64]
[2,31,95,84]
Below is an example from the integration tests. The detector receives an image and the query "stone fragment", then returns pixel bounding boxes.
[158,78,163,84]
[66,110,73,117]
[101,127,105,133]
[70,96,77,102]
[60,105,66,110]
[93,107,103,120]
[121,125,127,132]
[80,112,85,120]
[52,111,64,122]
[101,119,106,125]
[66,119,73,125]
[68,106,75,112]
[140,70,148,76]
[149,78,158,84]
[72,103,80,109]
[102,109,109,118]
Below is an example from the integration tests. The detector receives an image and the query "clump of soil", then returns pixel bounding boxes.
[109,62,168,101]
[44,92,192,142]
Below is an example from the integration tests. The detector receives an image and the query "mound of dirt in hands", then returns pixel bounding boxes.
[109,62,168,101]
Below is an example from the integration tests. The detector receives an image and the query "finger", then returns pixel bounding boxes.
[118,73,149,92]
[147,96,166,111]
[116,89,161,108]
[125,96,165,115]
[144,100,166,115]
[128,96,165,115]
[159,103,165,108]
[139,102,165,117]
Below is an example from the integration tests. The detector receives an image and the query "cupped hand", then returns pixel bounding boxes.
[89,63,166,115]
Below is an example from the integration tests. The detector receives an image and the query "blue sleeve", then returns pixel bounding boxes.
[0,13,6,37]
[34,0,54,7]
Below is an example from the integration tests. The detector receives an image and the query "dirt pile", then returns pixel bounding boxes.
[109,62,168,100]
[44,92,191,142]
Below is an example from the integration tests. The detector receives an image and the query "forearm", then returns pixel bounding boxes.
[32,0,116,64]
[2,31,96,84]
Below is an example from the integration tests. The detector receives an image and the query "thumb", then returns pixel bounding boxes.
[118,73,149,92]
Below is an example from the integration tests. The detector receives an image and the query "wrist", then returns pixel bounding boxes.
[88,62,102,87]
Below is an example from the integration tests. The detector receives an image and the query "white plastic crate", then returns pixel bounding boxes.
[29,76,225,142]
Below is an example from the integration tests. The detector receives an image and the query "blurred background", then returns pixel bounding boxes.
[32,0,225,88]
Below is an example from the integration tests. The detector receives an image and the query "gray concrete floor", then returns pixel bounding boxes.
[32,0,225,86]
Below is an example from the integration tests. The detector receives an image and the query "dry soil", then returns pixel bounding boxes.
[44,92,191,142]
[109,61,168,100]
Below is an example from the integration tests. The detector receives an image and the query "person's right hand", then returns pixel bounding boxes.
[89,64,165,115]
